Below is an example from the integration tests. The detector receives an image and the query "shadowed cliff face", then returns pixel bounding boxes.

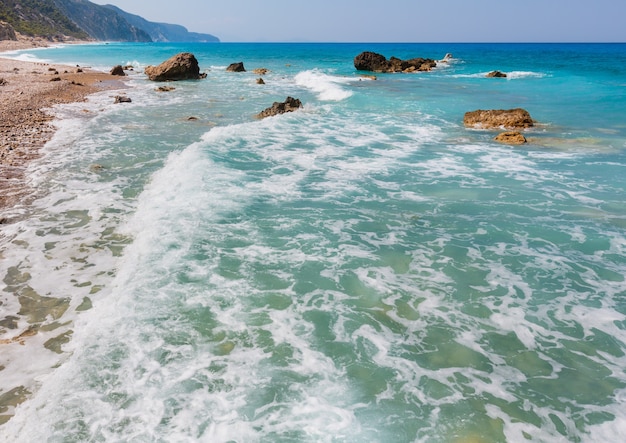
[53,0,152,42]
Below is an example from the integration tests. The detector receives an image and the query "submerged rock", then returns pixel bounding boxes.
[464,108,534,129]
[144,52,206,81]
[486,70,507,78]
[256,97,302,119]
[494,131,527,145]
[354,51,437,73]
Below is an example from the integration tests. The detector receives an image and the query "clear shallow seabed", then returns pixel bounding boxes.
[1,42,625,442]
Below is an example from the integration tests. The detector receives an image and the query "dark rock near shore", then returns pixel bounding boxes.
[114,95,132,103]
[354,51,437,73]
[494,131,527,145]
[464,108,534,129]
[227,62,246,72]
[144,52,205,81]
[256,97,302,119]
[487,70,507,78]
[110,65,126,76]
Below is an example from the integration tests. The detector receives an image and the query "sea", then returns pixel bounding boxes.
[1,42,625,442]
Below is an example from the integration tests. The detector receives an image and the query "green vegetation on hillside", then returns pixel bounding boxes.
[0,0,89,38]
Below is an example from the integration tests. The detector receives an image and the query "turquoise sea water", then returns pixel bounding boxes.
[1,42,626,442]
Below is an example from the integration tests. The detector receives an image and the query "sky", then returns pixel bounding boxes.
[90,0,626,43]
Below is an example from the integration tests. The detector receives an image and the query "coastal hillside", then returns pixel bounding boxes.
[102,4,219,42]
[0,0,219,42]
[0,0,89,39]
[52,0,151,42]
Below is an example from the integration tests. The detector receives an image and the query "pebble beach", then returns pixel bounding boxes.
[0,37,123,212]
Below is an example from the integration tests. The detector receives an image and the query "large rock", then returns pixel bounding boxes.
[256,97,302,119]
[486,70,507,78]
[354,51,437,73]
[464,108,534,129]
[144,52,205,81]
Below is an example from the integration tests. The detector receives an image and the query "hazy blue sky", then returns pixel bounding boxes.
[90,0,626,42]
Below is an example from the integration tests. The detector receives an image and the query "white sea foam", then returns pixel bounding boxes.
[294,69,353,101]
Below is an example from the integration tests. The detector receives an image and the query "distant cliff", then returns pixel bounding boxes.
[53,0,151,42]
[0,0,219,43]
[102,4,219,42]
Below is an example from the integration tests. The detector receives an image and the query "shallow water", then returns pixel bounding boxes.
[1,42,626,442]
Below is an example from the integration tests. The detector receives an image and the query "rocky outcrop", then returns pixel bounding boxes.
[110,65,126,76]
[0,21,17,41]
[494,131,527,145]
[464,108,534,129]
[256,97,302,119]
[226,62,246,72]
[487,70,507,78]
[144,53,206,81]
[354,51,437,73]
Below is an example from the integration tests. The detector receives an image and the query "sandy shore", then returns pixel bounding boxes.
[0,37,125,214]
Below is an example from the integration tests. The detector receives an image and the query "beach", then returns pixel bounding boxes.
[0,38,123,212]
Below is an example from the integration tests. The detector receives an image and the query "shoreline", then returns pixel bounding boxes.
[0,37,126,217]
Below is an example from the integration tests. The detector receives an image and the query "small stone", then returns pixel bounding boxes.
[494,131,527,145]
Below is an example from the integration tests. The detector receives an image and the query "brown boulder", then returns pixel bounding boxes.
[227,62,246,72]
[494,131,527,145]
[486,70,507,78]
[144,52,205,81]
[110,65,126,76]
[256,97,302,119]
[354,51,437,73]
[464,108,534,129]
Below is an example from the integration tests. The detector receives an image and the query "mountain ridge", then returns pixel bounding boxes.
[0,0,219,43]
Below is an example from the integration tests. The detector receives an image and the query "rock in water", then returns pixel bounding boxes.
[494,131,527,145]
[256,97,302,119]
[110,65,126,76]
[354,51,437,73]
[226,62,246,72]
[486,70,507,78]
[144,52,205,81]
[463,108,534,129]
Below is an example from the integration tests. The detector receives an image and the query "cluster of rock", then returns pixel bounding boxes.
[354,51,437,73]
[136,52,535,142]
[137,53,301,119]
[464,108,534,145]
[256,97,302,119]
